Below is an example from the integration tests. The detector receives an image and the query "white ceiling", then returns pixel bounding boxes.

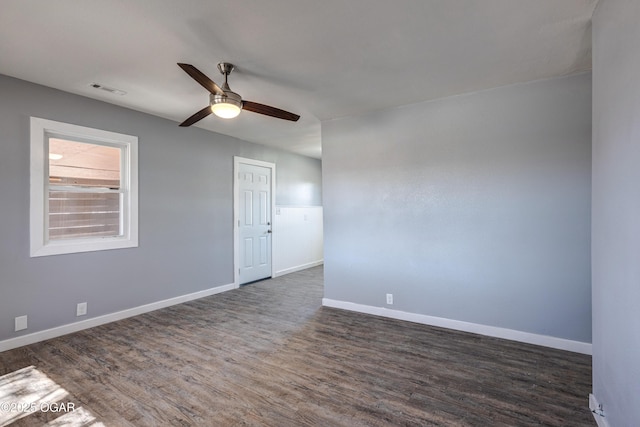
[0,0,597,159]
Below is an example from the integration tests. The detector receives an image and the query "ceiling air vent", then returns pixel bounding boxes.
[89,83,126,96]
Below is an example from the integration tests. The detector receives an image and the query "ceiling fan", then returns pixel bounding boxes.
[177,62,300,127]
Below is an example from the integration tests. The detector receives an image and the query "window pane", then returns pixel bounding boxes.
[49,138,120,188]
[49,191,121,240]
[48,138,122,240]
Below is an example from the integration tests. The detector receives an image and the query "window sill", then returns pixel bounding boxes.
[30,235,138,258]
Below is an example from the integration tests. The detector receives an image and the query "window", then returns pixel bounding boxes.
[30,117,138,257]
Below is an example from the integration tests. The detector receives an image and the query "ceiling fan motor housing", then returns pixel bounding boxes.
[210,91,242,108]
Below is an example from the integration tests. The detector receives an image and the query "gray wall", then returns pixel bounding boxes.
[592,0,640,425]
[0,74,321,341]
[322,73,592,343]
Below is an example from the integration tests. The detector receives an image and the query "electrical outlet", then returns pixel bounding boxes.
[15,315,28,331]
[76,302,87,317]
[386,293,393,305]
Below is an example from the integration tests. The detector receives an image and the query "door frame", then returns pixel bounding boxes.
[233,156,276,288]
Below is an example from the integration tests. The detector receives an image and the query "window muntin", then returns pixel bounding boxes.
[30,118,138,257]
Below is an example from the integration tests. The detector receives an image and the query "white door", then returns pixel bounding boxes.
[237,161,272,284]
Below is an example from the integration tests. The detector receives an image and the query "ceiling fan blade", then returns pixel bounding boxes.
[179,106,212,127]
[178,63,224,96]
[242,101,300,122]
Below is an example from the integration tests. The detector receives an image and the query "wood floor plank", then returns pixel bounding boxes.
[0,267,593,426]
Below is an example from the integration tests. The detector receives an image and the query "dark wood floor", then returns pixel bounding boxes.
[0,266,594,426]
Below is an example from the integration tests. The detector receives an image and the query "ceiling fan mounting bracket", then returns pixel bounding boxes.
[217,62,235,76]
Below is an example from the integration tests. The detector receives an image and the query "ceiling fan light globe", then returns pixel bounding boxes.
[211,102,241,119]
[210,91,242,119]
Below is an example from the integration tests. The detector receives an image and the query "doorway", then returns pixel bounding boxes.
[234,157,275,286]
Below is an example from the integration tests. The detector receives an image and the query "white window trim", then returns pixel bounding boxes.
[30,117,138,257]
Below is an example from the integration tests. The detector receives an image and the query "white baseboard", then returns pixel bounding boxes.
[322,299,592,355]
[589,394,610,427]
[0,282,235,353]
[274,260,324,277]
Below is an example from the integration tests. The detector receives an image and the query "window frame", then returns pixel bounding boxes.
[30,117,138,257]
